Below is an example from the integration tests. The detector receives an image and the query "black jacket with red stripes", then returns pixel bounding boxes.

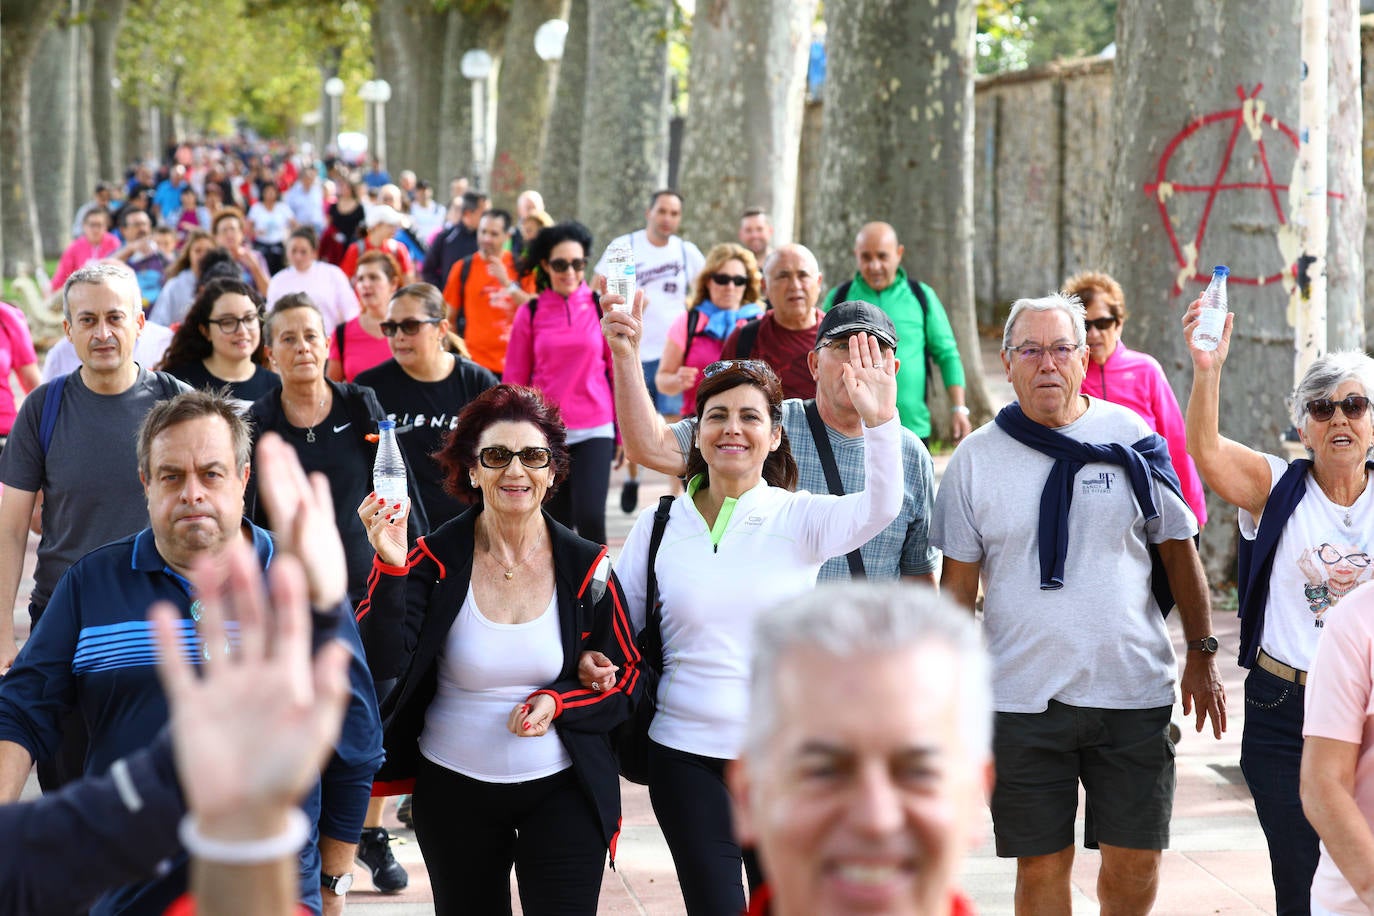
[355,506,644,858]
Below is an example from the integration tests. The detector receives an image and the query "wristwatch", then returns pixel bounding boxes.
[322,872,353,896]
[1187,635,1219,654]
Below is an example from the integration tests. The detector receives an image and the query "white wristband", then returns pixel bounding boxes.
[951,405,970,415]
[179,808,311,865]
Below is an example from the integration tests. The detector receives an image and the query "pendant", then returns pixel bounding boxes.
[1346,510,1353,527]
[504,570,514,580]
[306,428,316,443]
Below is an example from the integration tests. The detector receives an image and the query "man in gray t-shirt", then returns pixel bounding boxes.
[930,292,1225,915]
[0,264,188,665]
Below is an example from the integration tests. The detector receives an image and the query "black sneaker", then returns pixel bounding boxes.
[395,794,413,829]
[356,826,409,893]
[620,479,639,514]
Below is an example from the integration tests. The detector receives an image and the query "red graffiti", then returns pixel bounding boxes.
[1143,84,1316,296]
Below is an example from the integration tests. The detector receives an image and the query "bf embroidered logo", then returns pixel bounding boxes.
[1080,471,1116,494]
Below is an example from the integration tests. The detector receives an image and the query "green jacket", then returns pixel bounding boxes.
[821,268,965,438]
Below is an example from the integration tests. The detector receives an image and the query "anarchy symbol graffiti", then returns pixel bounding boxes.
[1143,84,1299,296]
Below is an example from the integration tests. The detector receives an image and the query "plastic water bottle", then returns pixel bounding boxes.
[603,237,636,312]
[373,419,409,519]
[1191,265,1230,352]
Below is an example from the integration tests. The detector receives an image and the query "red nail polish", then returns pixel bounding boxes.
[523,722,532,730]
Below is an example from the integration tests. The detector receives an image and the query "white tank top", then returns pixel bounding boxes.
[419,584,572,782]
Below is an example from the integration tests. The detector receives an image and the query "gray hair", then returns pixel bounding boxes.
[137,388,251,481]
[1002,292,1087,350]
[745,583,992,764]
[1289,350,1374,445]
[62,261,141,323]
[761,243,820,280]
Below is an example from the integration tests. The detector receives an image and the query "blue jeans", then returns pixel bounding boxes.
[642,359,683,416]
[1239,664,1319,916]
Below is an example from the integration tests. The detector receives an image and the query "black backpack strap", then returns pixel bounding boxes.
[733,317,763,359]
[832,279,853,306]
[455,255,474,336]
[802,399,865,579]
[640,495,676,671]
[334,322,347,368]
[39,374,68,457]
[682,308,700,363]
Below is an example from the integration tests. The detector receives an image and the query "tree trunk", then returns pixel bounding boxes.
[1107,0,1362,580]
[1,0,64,278]
[812,0,992,438]
[29,0,79,258]
[433,5,506,194]
[1327,1,1364,348]
[577,0,672,254]
[89,0,127,176]
[70,0,96,203]
[490,0,563,210]
[539,0,585,220]
[678,0,815,248]
[372,0,451,185]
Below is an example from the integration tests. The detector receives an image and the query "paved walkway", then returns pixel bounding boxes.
[7,338,1281,913]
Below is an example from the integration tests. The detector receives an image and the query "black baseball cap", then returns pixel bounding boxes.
[816,300,899,350]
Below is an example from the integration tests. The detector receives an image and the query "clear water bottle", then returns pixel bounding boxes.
[373,419,409,519]
[603,237,636,312]
[1191,265,1230,352]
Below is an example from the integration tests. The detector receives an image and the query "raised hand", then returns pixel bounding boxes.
[598,276,647,360]
[358,492,411,568]
[1181,297,1234,374]
[841,332,898,428]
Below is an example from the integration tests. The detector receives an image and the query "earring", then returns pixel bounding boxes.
[470,476,477,487]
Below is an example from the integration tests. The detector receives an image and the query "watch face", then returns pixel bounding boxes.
[1205,636,1219,653]
[337,872,353,895]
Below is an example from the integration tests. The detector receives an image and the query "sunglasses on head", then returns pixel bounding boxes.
[547,257,587,274]
[379,317,441,337]
[702,359,773,379]
[710,273,748,287]
[1085,316,1119,331]
[478,446,553,469]
[1306,395,1371,422]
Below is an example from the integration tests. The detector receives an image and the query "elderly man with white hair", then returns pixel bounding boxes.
[932,292,1226,915]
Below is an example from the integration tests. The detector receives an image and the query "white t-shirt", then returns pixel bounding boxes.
[1240,454,1374,670]
[594,230,704,363]
[419,585,572,782]
[931,398,1197,713]
[247,201,294,245]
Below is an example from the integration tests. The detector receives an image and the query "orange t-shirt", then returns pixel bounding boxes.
[444,250,516,374]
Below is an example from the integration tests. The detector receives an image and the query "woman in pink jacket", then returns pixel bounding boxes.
[1066,271,1208,526]
[504,220,615,544]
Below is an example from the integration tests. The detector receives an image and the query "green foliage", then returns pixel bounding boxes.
[976,0,1116,75]
[115,0,375,138]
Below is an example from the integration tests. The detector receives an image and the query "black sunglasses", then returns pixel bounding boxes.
[478,446,553,469]
[380,317,442,337]
[1085,316,1119,331]
[710,273,748,287]
[1306,395,1371,422]
[547,257,587,273]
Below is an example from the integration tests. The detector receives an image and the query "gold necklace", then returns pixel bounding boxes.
[488,532,544,580]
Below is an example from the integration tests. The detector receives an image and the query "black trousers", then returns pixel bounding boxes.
[648,739,763,916]
[413,757,606,915]
[546,436,613,545]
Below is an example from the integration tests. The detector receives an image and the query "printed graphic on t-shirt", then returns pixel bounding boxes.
[1297,540,1373,626]
[386,410,461,433]
[1079,471,1117,494]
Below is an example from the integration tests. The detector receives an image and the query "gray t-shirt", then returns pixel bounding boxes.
[930,398,1197,713]
[0,367,189,616]
[670,398,936,581]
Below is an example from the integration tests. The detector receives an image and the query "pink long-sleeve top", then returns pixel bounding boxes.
[503,282,614,432]
[1081,342,1208,526]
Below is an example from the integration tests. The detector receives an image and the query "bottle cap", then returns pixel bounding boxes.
[378,419,396,430]
[1212,265,1230,279]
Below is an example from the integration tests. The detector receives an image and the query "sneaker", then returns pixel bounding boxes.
[356,826,409,893]
[395,794,412,829]
[620,479,639,514]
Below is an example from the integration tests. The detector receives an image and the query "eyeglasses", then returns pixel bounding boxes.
[702,359,773,379]
[380,317,441,337]
[1306,395,1371,422]
[710,273,748,287]
[478,446,553,469]
[1316,543,1372,568]
[207,313,261,334]
[1005,343,1082,364]
[547,257,587,274]
[1085,317,1120,331]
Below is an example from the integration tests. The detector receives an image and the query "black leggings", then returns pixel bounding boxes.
[546,436,613,544]
[412,757,606,915]
[648,739,763,916]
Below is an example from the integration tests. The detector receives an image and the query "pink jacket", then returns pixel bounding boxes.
[53,234,121,287]
[503,283,614,432]
[1082,343,1208,526]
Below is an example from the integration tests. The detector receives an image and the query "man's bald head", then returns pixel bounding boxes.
[854,221,904,292]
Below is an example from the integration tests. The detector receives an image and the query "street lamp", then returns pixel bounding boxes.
[534,19,568,62]
[373,79,391,166]
[324,77,344,152]
[460,50,494,190]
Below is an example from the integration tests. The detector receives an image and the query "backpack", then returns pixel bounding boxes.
[39,370,183,455]
[729,316,764,359]
[452,255,475,337]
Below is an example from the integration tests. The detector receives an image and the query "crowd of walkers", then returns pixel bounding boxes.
[1,136,1374,916]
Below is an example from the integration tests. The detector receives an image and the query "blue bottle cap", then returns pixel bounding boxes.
[1212,265,1230,279]
[378,419,396,430]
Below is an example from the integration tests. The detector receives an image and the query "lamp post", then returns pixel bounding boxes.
[534,19,568,62]
[324,77,344,152]
[460,50,494,190]
[373,79,391,166]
